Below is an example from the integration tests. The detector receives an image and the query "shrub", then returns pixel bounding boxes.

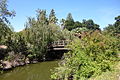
[51,31,120,80]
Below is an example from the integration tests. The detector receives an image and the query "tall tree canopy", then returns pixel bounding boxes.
[66,13,74,21]
[82,19,100,30]
[104,15,120,38]
[0,0,15,23]
[114,15,120,28]
[63,13,100,31]
[64,13,75,31]
[49,9,58,24]
[0,0,15,44]
[36,9,48,24]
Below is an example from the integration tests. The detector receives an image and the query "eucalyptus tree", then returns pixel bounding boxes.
[0,0,15,44]
[0,0,15,23]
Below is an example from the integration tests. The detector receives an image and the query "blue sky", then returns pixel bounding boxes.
[8,0,120,31]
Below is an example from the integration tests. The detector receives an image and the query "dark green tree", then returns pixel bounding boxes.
[115,15,120,26]
[82,19,100,30]
[66,13,74,21]
[0,22,12,44]
[74,21,82,29]
[114,15,120,32]
[104,15,120,38]
[64,13,75,31]
[49,9,58,24]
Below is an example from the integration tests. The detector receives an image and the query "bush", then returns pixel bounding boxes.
[51,31,120,80]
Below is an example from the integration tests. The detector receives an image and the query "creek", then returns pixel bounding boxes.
[0,61,59,80]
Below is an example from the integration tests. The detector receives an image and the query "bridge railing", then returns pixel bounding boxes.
[51,40,70,47]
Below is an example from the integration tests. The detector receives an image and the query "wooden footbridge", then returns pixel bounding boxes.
[46,40,71,60]
[48,40,70,51]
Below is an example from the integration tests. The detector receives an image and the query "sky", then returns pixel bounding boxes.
[7,0,120,32]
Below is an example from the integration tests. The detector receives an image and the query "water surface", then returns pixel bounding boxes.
[0,61,58,80]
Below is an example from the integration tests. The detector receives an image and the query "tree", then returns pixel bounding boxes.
[60,18,65,29]
[74,21,82,29]
[49,9,58,24]
[51,31,119,80]
[115,15,120,24]
[36,9,48,24]
[0,0,15,44]
[66,13,74,21]
[82,19,100,30]
[25,18,49,59]
[64,13,75,31]
[0,22,12,44]
[0,0,15,23]
[24,10,63,60]
[104,15,120,38]
[114,15,120,31]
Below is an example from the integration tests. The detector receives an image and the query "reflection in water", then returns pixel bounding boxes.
[0,61,58,80]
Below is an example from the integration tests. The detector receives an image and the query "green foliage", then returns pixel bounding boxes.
[49,9,58,24]
[115,15,120,27]
[24,10,74,60]
[104,15,120,38]
[0,9,76,61]
[7,33,28,55]
[72,27,89,33]
[36,9,48,24]
[25,19,49,58]
[51,31,120,80]
[0,22,12,44]
[89,61,120,80]
[63,13,100,31]
[0,0,16,60]
[74,21,82,29]
[60,18,65,28]
[0,0,15,23]
[64,13,75,31]
[0,26,29,60]
[0,0,14,44]
[82,19,100,30]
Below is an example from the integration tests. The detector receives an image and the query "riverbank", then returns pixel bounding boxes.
[0,58,35,70]
[0,51,63,71]
[0,51,36,70]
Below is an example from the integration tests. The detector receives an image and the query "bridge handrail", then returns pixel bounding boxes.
[51,40,70,47]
